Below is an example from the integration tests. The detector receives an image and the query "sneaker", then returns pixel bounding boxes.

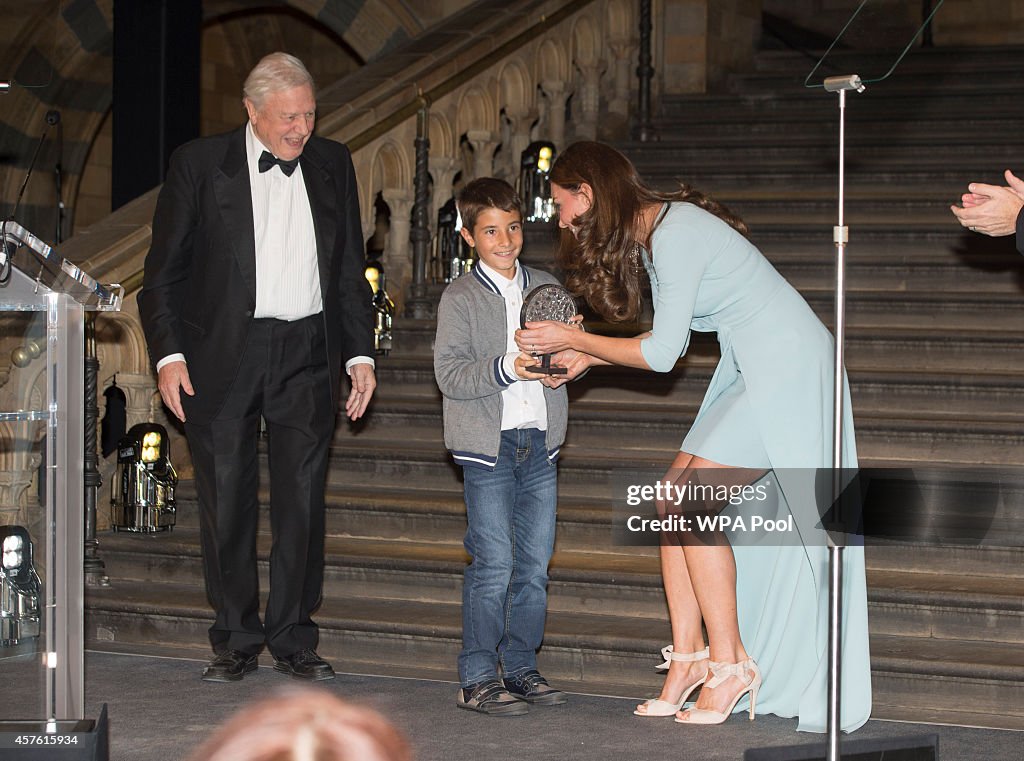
[456,679,529,716]
[503,669,567,705]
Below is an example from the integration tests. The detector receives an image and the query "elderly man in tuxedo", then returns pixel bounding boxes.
[139,52,376,682]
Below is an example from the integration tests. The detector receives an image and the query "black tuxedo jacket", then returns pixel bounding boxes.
[138,127,374,423]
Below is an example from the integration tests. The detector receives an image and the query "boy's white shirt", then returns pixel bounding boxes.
[474,258,548,432]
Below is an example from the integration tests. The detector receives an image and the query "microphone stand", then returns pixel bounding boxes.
[822,73,864,761]
[1,113,55,281]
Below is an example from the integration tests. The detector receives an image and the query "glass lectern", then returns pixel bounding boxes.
[0,221,122,725]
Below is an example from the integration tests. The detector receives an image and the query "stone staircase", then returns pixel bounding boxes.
[86,45,1024,730]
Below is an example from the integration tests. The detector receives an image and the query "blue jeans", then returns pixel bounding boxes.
[458,428,557,686]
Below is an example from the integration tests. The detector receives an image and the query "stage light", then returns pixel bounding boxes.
[0,524,41,647]
[111,423,177,533]
[519,141,557,223]
[364,260,395,355]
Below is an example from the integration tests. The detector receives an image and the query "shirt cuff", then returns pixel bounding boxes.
[346,356,375,374]
[1016,206,1024,256]
[502,352,521,383]
[156,353,186,372]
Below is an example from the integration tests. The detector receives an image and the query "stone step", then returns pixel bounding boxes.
[653,115,1023,143]
[656,86,1024,123]
[105,470,1024,594]
[375,355,1024,408]
[388,320,1024,376]
[749,47,1024,76]
[97,520,1024,646]
[638,166,1023,193]
[362,379,1024,436]
[347,389,1024,461]
[735,49,1024,96]
[620,141,1024,172]
[768,257,1024,296]
[85,578,676,691]
[136,466,1024,560]
[84,576,1024,728]
[336,419,1022,476]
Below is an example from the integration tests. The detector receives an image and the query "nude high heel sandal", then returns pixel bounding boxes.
[633,645,710,717]
[674,658,761,725]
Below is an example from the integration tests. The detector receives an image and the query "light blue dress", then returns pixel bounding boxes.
[639,203,871,733]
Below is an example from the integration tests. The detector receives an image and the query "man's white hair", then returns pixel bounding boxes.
[243,52,315,110]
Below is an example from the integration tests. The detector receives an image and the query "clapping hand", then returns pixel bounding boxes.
[951,169,1024,237]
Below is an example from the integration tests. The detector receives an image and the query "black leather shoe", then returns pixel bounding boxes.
[502,669,567,705]
[273,648,336,681]
[202,650,258,682]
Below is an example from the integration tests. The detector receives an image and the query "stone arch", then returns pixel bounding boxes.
[366,138,412,257]
[203,1,422,61]
[606,0,634,43]
[496,58,535,115]
[1,0,428,238]
[0,7,114,239]
[369,140,411,199]
[571,14,603,68]
[96,311,153,376]
[428,112,456,160]
[536,38,570,84]
[455,86,499,136]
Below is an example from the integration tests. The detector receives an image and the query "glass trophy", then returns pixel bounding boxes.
[520,284,577,375]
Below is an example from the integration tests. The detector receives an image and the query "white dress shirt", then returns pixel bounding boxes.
[246,122,322,320]
[474,259,547,432]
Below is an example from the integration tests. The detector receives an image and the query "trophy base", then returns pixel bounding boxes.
[526,364,567,376]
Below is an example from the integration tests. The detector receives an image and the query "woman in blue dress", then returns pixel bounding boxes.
[515,141,871,731]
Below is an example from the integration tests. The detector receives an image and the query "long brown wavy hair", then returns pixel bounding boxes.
[549,141,748,323]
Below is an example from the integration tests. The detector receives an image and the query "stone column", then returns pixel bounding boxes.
[608,40,635,119]
[539,80,572,149]
[573,63,604,141]
[659,0,762,95]
[465,129,499,180]
[0,471,34,519]
[381,188,414,311]
[505,107,538,174]
[429,156,459,229]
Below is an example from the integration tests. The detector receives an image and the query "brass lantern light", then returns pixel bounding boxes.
[111,423,177,532]
[519,141,557,223]
[364,260,395,355]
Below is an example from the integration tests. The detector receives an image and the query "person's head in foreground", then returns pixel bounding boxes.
[186,687,412,761]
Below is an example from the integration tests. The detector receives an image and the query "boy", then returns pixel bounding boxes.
[434,177,569,716]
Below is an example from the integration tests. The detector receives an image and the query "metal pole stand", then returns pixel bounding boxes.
[823,72,865,761]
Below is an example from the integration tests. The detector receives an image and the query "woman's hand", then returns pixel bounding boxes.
[540,349,595,388]
[515,316,584,355]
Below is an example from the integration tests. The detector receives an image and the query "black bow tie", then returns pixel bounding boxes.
[258,150,299,177]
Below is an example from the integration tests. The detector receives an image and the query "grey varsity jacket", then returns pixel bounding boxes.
[434,264,569,470]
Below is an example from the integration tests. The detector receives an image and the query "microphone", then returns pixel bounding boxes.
[7,111,58,223]
[0,81,11,94]
[2,110,59,283]
[823,74,865,93]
